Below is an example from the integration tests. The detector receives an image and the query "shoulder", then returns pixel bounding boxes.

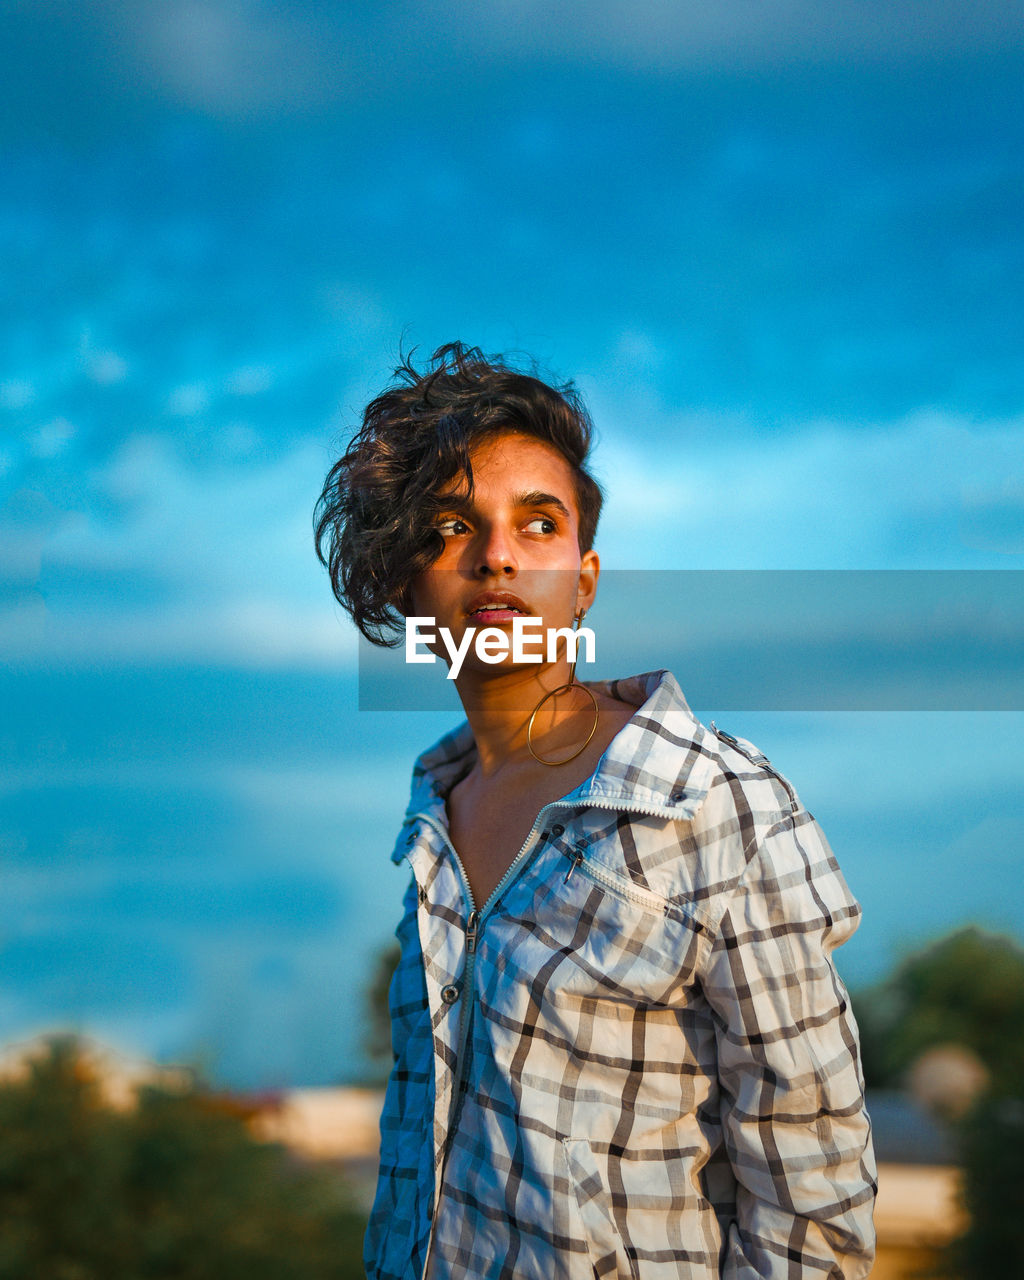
[655,673,848,888]
[701,719,804,827]
[597,668,808,828]
[695,720,861,943]
[407,718,477,802]
[585,670,826,883]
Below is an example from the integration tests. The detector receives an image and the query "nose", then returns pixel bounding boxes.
[475,522,517,577]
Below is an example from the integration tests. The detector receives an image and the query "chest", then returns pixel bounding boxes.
[446,778,567,907]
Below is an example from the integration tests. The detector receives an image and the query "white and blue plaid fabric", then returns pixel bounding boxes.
[366,670,876,1279]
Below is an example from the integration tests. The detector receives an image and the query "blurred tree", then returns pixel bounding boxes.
[939,1094,1024,1279]
[851,927,1024,1278]
[364,940,400,1081]
[852,926,1024,1095]
[0,1036,367,1280]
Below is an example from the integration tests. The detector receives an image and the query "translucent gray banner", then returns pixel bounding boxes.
[357,570,1024,711]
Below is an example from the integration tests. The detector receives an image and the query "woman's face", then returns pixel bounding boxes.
[407,430,599,678]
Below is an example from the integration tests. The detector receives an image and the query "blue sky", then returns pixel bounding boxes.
[1,0,1022,1086]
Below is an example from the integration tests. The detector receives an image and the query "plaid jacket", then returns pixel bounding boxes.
[366,670,876,1279]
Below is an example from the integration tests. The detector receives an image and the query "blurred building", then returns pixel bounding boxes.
[869,1090,964,1278]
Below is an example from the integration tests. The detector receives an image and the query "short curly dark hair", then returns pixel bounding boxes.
[314,342,603,647]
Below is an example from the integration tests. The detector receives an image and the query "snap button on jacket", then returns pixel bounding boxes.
[365,671,877,1280]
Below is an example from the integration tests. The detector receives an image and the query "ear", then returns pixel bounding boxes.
[575,549,600,617]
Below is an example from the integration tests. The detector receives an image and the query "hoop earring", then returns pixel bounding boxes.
[527,610,600,767]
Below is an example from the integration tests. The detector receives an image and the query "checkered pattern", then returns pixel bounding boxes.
[365,671,876,1279]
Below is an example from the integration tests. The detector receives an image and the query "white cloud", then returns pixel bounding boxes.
[10,434,357,668]
[0,489,73,581]
[727,710,1024,818]
[443,0,1023,69]
[124,0,343,117]
[29,418,76,460]
[60,433,318,581]
[0,596,47,652]
[9,406,1022,669]
[34,598,353,669]
[0,758,395,811]
[226,364,273,396]
[960,479,1024,555]
[167,383,210,416]
[0,380,35,410]
[219,760,413,821]
[87,351,129,385]
[591,404,1024,570]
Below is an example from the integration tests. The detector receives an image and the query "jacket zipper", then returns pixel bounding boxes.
[451,906,480,1106]
[563,845,584,883]
[410,801,568,1275]
[410,790,689,1277]
[564,846,675,913]
[412,794,682,1114]
[413,804,564,1103]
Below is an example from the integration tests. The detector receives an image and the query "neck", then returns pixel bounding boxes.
[454,661,578,777]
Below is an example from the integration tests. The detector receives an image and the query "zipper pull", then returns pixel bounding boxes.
[466,909,480,954]
[563,846,584,884]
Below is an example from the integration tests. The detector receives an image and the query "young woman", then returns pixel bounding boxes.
[315,343,876,1280]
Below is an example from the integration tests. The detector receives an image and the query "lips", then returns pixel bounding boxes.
[465,591,530,620]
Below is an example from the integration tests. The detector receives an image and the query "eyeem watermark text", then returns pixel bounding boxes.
[406,616,596,680]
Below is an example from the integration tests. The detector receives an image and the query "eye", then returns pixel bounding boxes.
[525,516,557,534]
[436,517,470,537]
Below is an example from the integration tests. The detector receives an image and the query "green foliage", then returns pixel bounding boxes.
[850,927,1024,1278]
[940,1096,1024,1279]
[852,926,1024,1095]
[364,941,401,1080]
[0,1037,367,1280]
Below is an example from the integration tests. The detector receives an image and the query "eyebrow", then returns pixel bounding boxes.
[436,490,573,520]
[512,490,573,519]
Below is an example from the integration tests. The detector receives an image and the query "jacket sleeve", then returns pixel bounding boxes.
[701,809,877,1278]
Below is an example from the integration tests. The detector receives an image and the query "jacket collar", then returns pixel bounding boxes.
[573,670,717,815]
[394,671,716,863]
